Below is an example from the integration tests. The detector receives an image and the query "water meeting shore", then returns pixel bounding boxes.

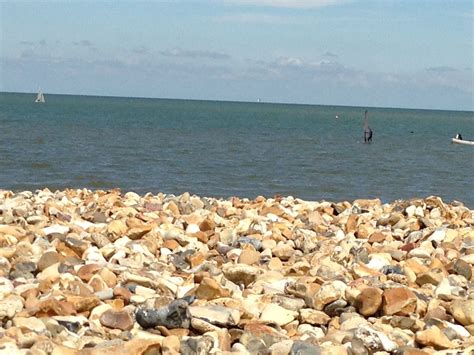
[0,188,473,354]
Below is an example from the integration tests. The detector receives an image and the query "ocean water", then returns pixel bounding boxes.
[0,92,473,207]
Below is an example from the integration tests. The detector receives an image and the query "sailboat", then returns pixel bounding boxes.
[35,88,45,103]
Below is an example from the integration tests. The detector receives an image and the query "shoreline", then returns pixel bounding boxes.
[0,189,473,353]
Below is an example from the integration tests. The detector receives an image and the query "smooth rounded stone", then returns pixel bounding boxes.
[0,256,11,277]
[42,224,70,236]
[272,243,295,261]
[0,277,14,295]
[444,320,471,339]
[415,326,454,349]
[239,334,267,354]
[99,309,134,331]
[297,324,325,339]
[136,299,191,329]
[236,237,262,251]
[299,309,330,325]
[268,340,294,355]
[162,335,181,354]
[349,338,369,355]
[189,305,240,327]
[311,280,346,311]
[323,299,348,317]
[260,303,297,326]
[365,255,390,271]
[355,287,383,317]
[0,294,24,319]
[339,314,369,331]
[190,317,220,333]
[382,287,417,316]
[450,299,474,326]
[238,248,261,265]
[289,340,321,355]
[180,335,215,354]
[13,317,47,332]
[77,263,103,282]
[37,251,63,272]
[11,261,37,279]
[272,294,305,312]
[452,259,472,280]
[222,263,261,287]
[389,316,417,330]
[95,288,114,301]
[194,277,230,300]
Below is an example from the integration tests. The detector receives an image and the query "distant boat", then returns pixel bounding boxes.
[35,88,45,103]
[452,137,474,146]
[257,98,261,103]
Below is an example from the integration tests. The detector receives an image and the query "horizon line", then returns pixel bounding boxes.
[1,90,473,113]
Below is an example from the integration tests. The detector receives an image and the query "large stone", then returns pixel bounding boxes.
[260,303,297,326]
[222,264,260,287]
[355,287,382,316]
[99,309,134,330]
[37,251,63,271]
[0,295,24,319]
[450,299,474,326]
[415,326,454,349]
[189,305,240,327]
[194,277,230,300]
[299,309,330,325]
[382,288,417,316]
[136,299,191,329]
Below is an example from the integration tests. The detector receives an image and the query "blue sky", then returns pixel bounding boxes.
[1,0,472,110]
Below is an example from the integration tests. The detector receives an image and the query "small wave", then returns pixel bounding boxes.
[30,162,52,169]
[88,179,115,189]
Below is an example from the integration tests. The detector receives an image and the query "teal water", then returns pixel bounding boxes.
[1,92,473,207]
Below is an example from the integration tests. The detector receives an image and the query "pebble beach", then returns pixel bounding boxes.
[0,189,473,354]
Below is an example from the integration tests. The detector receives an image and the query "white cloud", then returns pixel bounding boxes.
[160,48,230,60]
[224,0,351,9]
[215,13,297,24]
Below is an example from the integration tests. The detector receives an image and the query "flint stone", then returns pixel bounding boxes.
[223,264,260,287]
[355,287,382,316]
[100,309,134,331]
[299,309,330,325]
[0,295,24,319]
[382,287,417,316]
[37,251,63,272]
[13,317,47,332]
[290,341,321,355]
[415,326,454,349]
[189,305,240,327]
[136,299,191,329]
[452,259,472,280]
[260,303,297,326]
[450,299,474,326]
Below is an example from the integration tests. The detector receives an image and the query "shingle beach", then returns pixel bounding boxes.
[0,189,473,354]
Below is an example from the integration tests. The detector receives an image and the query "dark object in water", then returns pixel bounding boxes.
[363,110,373,143]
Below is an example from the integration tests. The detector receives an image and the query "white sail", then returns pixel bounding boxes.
[35,88,45,103]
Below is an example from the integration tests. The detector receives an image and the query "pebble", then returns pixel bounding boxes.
[0,189,472,352]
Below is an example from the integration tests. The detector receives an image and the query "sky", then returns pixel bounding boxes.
[0,0,473,110]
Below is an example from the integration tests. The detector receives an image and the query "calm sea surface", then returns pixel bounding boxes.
[1,93,473,207]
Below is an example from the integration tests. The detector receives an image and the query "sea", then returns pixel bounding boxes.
[1,92,473,208]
